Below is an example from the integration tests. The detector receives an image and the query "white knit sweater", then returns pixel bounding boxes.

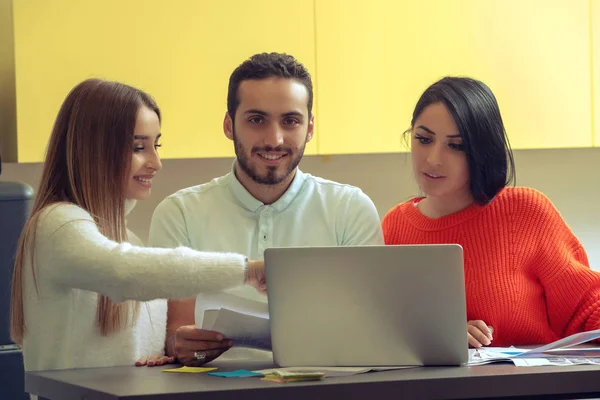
[22,202,247,371]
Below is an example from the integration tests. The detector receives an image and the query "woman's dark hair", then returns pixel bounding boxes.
[409,76,515,204]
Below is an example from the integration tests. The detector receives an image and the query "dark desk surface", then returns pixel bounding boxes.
[25,359,600,400]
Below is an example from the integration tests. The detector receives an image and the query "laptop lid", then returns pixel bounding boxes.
[264,245,468,367]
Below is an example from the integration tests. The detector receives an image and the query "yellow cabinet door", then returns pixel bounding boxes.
[593,0,600,146]
[13,0,316,162]
[315,0,592,155]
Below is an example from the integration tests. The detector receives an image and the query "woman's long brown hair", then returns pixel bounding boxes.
[10,79,160,344]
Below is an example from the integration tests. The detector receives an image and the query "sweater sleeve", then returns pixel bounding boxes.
[35,204,246,303]
[523,190,600,337]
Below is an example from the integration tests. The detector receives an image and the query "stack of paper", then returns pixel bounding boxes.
[261,370,326,383]
[195,292,272,351]
[468,329,600,366]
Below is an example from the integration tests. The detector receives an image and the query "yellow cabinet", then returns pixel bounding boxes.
[0,0,16,162]
[12,0,316,162]
[315,0,592,154]
[594,0,600,146]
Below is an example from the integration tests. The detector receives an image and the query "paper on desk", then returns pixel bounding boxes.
[261,370,326,383]
[468,348,530,366]
[512,357,600,367]
[521,329,600,355]
[468,328,600,366]
[542,347,600,356]
[254,365,416,378]
[208,369,264,378]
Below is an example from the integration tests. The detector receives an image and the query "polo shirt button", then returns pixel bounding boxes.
[262,211,269,217]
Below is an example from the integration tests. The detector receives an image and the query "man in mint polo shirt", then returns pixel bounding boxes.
[148,52,383,366]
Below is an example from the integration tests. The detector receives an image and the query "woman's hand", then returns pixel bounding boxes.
[467,320,494,348]
[135,354,175,367]
[246,260,267,295]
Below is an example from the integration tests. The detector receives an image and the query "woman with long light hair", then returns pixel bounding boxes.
[10,79,265,372]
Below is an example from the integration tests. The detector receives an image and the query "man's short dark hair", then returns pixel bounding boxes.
[227,52,313,120]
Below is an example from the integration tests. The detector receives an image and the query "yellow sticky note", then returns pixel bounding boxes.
[163,366,217,373]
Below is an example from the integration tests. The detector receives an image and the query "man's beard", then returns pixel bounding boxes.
[233,130,307,185]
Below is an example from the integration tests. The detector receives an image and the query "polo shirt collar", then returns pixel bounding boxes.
[228,161,307,213]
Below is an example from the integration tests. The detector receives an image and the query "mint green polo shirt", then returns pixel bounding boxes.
[149,164,383,302]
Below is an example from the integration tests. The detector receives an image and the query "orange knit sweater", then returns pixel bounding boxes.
[382,187,600,346]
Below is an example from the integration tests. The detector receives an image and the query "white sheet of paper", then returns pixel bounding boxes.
[195,292,269,328]
[204,308,271,351]
[468,329,600,366]
[202,310,220,330]
[511,358,553,367]
[254,365,416,378]
[520,329,600,355]
[512,357,600,367]
[542,347,600,356]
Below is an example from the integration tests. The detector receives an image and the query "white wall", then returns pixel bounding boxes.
[3,147,599,269]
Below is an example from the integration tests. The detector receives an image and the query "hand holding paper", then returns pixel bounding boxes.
[196,292,272,351]
[203,308,271,351]
[172,326,232,366]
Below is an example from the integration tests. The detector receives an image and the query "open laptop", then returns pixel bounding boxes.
[264,245,468,367]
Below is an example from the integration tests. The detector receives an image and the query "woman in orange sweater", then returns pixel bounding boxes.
[382,76,600,348]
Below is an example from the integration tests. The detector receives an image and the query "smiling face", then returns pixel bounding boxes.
[124,106,162,200]
[224,77,314,188]
[411,102,471,202]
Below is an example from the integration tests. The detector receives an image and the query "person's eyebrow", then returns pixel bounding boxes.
[416,125,460,138]
[281,111,304,118]
[243,109,269,116]
[134,133,162,140]
[416,125,436,135]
